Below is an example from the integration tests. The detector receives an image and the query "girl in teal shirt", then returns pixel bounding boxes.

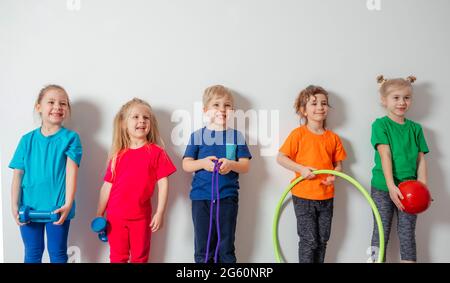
[9,85,82,263]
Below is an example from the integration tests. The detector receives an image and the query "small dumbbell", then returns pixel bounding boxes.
[18,206,60,223]
[91,217,108,242]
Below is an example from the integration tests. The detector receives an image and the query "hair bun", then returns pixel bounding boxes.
[377,75,386,85]
[406,75,417,83]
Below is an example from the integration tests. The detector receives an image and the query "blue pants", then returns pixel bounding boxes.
[19,221,71,263]
[192,196,239,263]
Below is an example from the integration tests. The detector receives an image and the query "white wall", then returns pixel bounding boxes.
[0,157,3,263]
[1,0,449,263]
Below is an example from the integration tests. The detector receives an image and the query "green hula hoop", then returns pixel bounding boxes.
[273,170,385,263]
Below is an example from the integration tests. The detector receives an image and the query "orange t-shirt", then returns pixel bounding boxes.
[279,125,347,200]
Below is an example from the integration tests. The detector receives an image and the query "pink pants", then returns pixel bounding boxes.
[106,215,151,263]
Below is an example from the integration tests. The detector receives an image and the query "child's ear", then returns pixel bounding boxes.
[380,95,387,106]
[300,107,307,117]
[35,104,41,113]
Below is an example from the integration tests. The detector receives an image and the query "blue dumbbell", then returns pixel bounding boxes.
[91,217,108,242]
[18,206,60,223]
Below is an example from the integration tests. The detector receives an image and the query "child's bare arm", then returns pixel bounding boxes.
[377,144,405,210]
[54,158,79,224]
[11,169,24,225]
[378,145,397,190]
[150,177,169,232]
[96,181,112,217]
[276,152,316,179]
[182,156,217,172]
[416,152,427,185]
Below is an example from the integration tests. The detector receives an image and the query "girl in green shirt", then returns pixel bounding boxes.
[369,75,429,263]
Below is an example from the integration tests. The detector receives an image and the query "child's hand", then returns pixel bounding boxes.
[53,204,72,225]
[299,166,316,180]
[218,158,233,175]
[11,207,25,226]
[388,185,405,211]
[321,175,336,186]
[150,212,164,232]
[202,156,218,172]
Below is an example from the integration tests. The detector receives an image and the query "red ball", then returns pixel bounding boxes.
[398,180,431,214]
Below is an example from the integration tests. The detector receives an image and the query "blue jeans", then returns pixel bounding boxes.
[19,221,71,263]
[192,196,239,263]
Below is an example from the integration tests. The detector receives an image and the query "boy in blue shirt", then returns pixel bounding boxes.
[182,85,251,263]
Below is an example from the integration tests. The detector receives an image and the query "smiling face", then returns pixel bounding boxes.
[301,93,329,124]
[204,95,234,129]
[125,104,151,141]
[35,88,70,126]
[381,86,412,120]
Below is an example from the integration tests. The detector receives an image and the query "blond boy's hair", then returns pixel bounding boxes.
[202,85,234,108]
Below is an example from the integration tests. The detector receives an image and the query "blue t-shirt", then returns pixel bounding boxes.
[183,127,252,200]
[9,127,83,221]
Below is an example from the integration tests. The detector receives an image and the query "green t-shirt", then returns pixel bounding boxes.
[371,116,429,191]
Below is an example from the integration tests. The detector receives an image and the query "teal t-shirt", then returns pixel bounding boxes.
[371,116,429,191]
[9,127,82,221]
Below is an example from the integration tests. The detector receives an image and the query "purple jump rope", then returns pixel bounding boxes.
[204,160,222,263]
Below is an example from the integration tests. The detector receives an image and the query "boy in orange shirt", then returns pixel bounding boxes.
[277,85,347,263]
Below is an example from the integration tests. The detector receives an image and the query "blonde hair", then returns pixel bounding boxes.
[377,75,416,97]
[202,85,234,108]
[108,98,162,176]
[34,84,71,117]
[294,85,330,126]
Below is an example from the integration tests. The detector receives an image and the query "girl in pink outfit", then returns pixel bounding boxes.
[96,98,176,263]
